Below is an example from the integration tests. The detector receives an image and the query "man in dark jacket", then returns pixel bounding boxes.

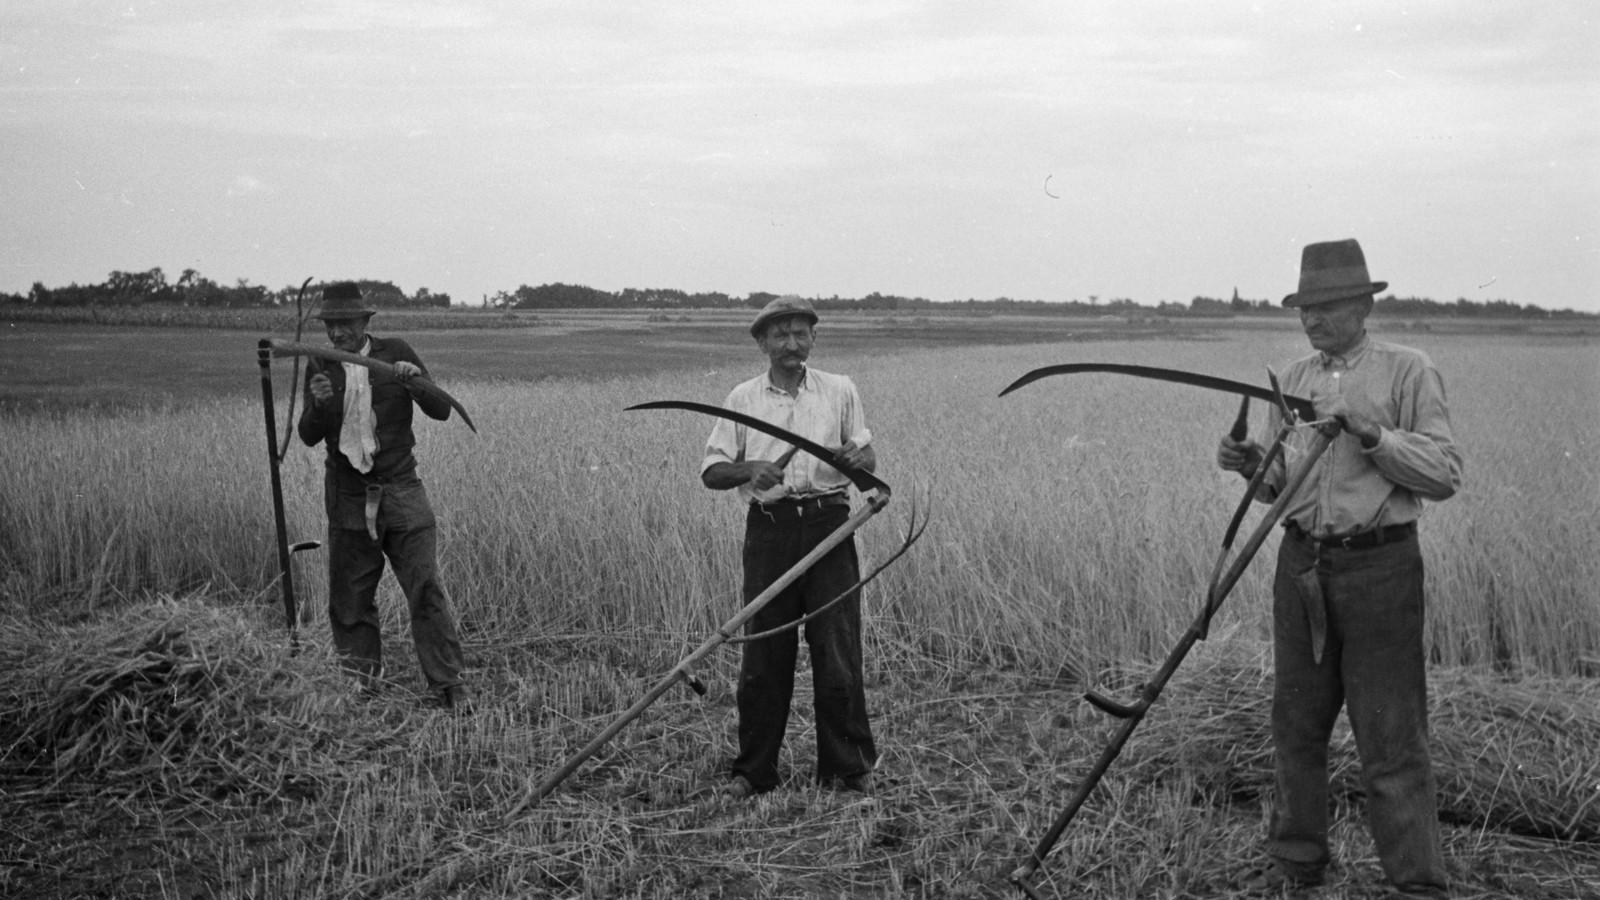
[297,282,471,710]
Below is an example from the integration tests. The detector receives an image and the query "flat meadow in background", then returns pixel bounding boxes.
[2,312,1597,898]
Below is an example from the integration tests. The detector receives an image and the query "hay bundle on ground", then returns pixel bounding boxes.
[0,595,397,805]
[1430,668,1600,841]
[1107,644,1600,842]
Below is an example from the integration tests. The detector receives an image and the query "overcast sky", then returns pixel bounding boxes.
[3,2,1596,311]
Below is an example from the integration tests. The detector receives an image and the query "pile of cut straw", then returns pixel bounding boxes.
[0,596,400,806]
[1113,646,1600,841]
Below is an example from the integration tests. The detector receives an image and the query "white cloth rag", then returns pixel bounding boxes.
[339,341,377,473]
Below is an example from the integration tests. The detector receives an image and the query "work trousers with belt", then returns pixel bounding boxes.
[324,472,466,692]
[1268,527,1447,891]
[732,500,877,791]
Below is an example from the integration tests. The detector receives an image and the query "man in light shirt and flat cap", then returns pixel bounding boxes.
[701,295,879,800]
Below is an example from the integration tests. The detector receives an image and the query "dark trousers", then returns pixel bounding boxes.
[325,476,465,691]
[1268,529,1446,890]
[732,503,878,791]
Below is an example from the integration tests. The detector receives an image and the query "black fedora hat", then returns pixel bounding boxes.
[1282,239,1388,308]
[314,282,376,320]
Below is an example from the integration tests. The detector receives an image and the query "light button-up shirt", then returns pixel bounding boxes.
[1258,336,1463,538]
[701,366,872,504]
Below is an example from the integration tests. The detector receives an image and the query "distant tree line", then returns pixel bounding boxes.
[5,269,1589,320]
[0,268,450,310]
[488,283,942,313]
[490,282,1592,319]
[1184,292,1591,320]
[489,283,742,310]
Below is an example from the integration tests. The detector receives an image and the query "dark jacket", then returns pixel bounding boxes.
[297,335,450,487]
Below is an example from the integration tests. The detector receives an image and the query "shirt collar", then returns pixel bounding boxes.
[1319,333,1370,369]
[763,365,809,395]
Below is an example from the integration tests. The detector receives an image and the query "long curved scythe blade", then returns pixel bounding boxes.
[999,362,1316,422]
[266,338,477,433]
[625,399,890,496]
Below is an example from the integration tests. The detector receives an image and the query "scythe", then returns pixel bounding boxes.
[997,362,1337,898]
[505,401,913,817]
[999,362,1315,421]
[264,338,478,433]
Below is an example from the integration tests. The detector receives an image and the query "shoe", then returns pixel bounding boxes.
[442,684,474,712]
[720,775,756,800]
[1391,883,1450,898]
[824,772,874,795]
[1237,861,1323,894]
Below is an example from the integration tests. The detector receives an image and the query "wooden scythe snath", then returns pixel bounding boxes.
[505,401,914,817]
[997,363,1338,899]
[256,339,316,645]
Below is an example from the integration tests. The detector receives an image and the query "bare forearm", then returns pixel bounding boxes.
[702,461,758,490]
[843,443,876,473]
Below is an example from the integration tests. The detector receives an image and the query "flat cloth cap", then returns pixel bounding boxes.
[750,295,818,337]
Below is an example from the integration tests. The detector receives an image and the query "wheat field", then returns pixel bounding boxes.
[2,326,1597,898]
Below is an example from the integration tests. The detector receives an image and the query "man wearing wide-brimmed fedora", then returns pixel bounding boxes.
[1218,240,1462,895]
[700,295,879,799]
[297,282,472,711]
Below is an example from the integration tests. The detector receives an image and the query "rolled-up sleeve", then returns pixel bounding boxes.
[839,378,872,449]
[700,402,743,475]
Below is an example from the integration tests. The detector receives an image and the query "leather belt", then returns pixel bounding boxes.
[752,492,849,517]
[1285,520,1415,551]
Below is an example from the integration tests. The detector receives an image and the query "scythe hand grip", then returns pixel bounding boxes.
[679,668,708,696]
[1084,689,1144,720]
